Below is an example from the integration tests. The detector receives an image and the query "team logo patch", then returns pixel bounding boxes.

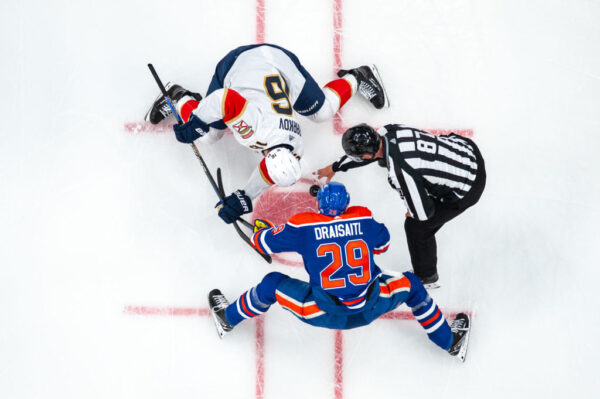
[232,120,254,139]
[272,224,285,235]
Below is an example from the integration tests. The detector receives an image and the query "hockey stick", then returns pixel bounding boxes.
[215,168,271,262]
[147,64,271,264]
[147,64,221,197]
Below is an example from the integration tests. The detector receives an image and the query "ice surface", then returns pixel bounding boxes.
[1,0,599,398]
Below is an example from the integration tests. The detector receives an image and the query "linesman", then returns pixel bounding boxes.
[317,124,486,288]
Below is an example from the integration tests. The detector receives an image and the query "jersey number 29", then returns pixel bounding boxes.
[317,239,371,289]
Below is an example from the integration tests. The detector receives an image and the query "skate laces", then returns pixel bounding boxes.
[358,81,377,100]
[158,102,172,117]
[211,295,230,311]
[451,317,466,331]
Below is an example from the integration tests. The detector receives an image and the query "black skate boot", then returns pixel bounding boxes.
[448,312,470,362]
[208,289,234,339]
[144,83,203,124]
[407,270,441,289]
[421,272,441,290]
[337,65,389,109]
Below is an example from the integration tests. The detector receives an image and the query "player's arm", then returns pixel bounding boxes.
[192,88,253,126]
[173,88,258,143]
[250,223,303,256]
[371,220,391,254]
[389,157,435,221]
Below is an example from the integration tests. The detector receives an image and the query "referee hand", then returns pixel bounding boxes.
[315,164,335,183]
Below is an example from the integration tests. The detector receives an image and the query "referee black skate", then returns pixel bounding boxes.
[317,123,486,288]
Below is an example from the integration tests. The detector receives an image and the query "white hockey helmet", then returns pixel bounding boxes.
[265,147,301,187]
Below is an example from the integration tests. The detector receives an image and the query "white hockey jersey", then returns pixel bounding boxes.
[178,46,306,159]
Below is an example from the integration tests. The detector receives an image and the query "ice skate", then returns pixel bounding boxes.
[407,270,441,289]
[208,289,234,339]
[448,312,470,362]
[338,64,389,109]
[144,83,203,124]
[421,272,441,290]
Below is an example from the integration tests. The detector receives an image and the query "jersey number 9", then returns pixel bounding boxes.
[264,75,293,116]
[317,239,371,290]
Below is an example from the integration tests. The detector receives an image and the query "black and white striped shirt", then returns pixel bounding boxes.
[333,124,481,221]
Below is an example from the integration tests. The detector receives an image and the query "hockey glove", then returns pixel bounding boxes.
[173,114,209,143]
[216,190,253,224]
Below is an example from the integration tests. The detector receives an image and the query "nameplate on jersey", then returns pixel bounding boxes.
[314,222,363,240]
[279,119,301,135]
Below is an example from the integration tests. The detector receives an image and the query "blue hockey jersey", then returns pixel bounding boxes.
[250,206,390,310]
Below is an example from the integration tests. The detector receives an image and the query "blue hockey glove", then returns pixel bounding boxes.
[173,114,209,143]
[215,190,253,224]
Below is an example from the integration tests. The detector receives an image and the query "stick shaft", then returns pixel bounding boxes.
[147,63,184,125]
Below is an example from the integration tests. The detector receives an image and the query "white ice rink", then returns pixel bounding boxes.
[1,0,600,398]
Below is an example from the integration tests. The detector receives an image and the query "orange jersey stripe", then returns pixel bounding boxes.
[251,231,266,255]
[275,293,323,318]
[387,276,411,292]
[288,206,372,226]
[341,296,365,306]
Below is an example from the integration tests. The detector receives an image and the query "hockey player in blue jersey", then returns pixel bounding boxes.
[208,182,471,361]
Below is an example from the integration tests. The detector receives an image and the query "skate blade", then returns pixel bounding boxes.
[456,327,470,362]
[423,282,441,290]
[210,310,229,339]
[369,64,391,108]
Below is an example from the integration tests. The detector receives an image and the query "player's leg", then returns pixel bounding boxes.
[337,65,389,109]
[377,271,454,351]
[296,66,389,122]
[274,278,352,329]
[144,83,203,124]
[208,271,289,338]
[259,44,385,122]
[294,71,356,123]
[403,271,470,359]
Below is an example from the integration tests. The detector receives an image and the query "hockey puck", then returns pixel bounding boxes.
[309,184,320,197]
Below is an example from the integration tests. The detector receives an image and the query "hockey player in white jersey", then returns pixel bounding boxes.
[145,43,388,224]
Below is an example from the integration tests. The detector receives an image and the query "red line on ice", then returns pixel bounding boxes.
[334,330,344,399]
[123,305,209,316]
[256,0,265,44]
[255,316,265,399]
[332,3,346,398]
[254,3,266,398]
[333,0,345,135]
[122,306,469,322]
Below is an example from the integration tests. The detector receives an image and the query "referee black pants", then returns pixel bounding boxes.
[404,143,486,281]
